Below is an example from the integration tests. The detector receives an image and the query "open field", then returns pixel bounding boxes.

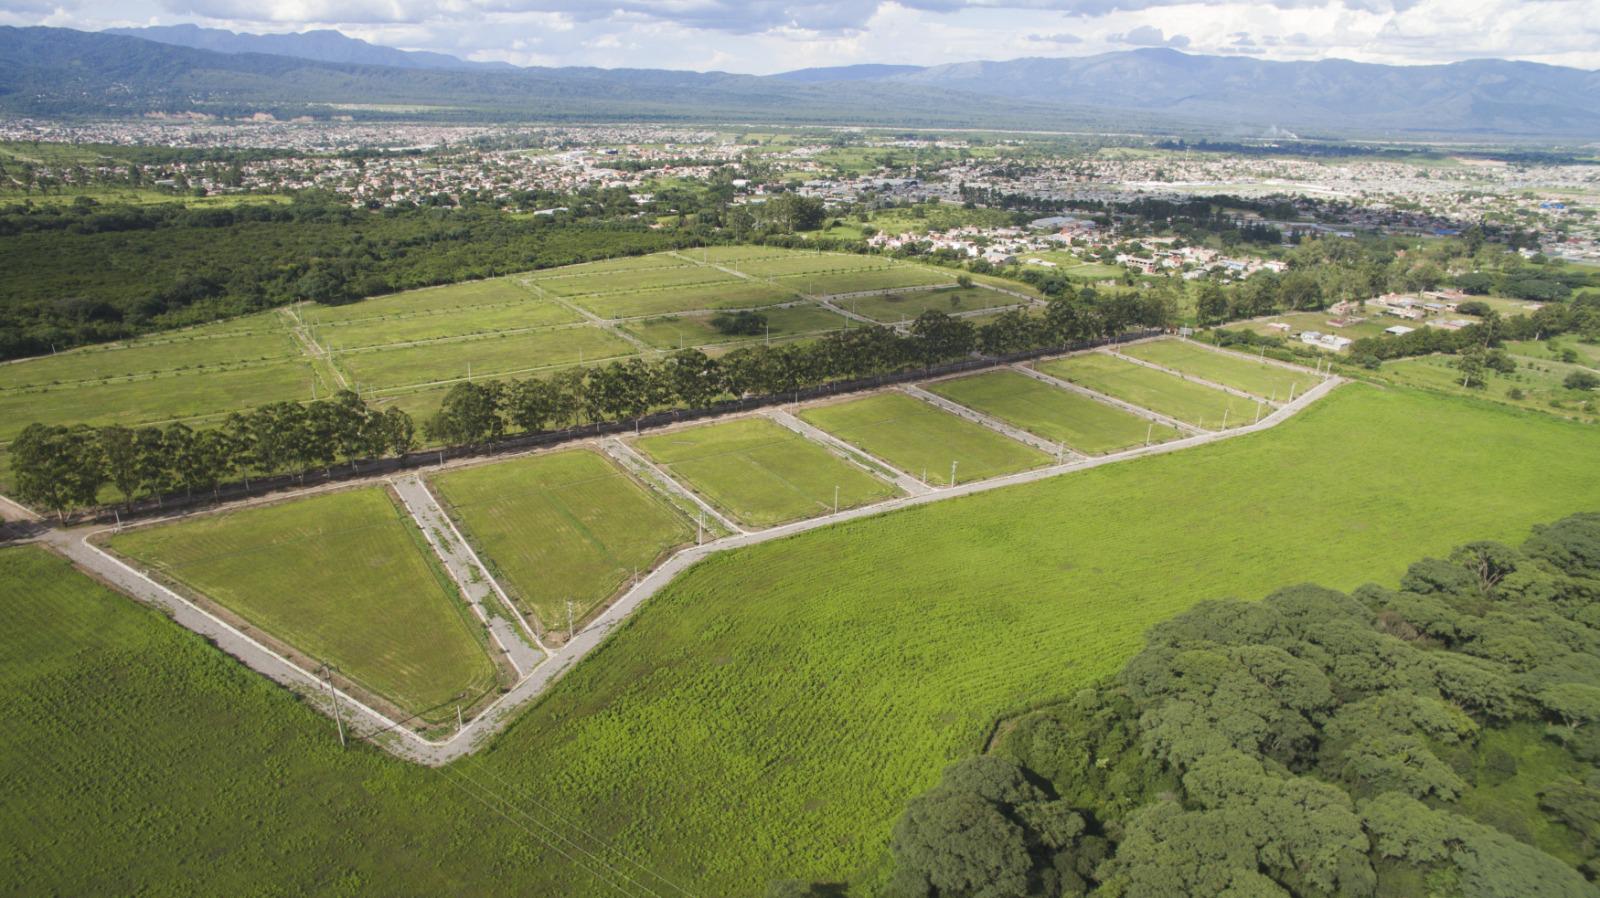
[306,278,543,324]
[1379,353,1599,422]
[568,280,800,318]
[1119,338,1322,399]
[526,253,692,277]
[927,369,1180,454]
[799,391,1050,484]
[0,323,298,392]
[1505,337,1600,369]
[693,245,794,263]
[634,417,899,526]
[780,266,956,296]
[316,302,581,350]
[620,304,847,350]
[5,387,1600,896]
[431,448,694,624]
[535,266,738,297]
[338,326,638,391]
[845,286,1021,323]
[1236,310,1395,342]
[1037,352,1265,428]
[732,253,891,278]
[107,487,497,719]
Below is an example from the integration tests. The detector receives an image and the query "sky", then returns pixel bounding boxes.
[4,0,1599,74]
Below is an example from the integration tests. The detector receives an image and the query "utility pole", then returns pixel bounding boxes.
[566,599,574,642]
[1288,382,1297,403]
[1145,421,1153,445]
[833,484,839,514]
[456,697,464,733]
[950,460,958,487]
[1221,407,1229,429]
[697,509,704,544]
[319,664,346,750]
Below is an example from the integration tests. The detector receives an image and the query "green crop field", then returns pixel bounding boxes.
[927,369,1180,454]
[307,278,544,325]
[567,280,799,318]
[635,416,899,526]
[338,326,639,391]
[621,303,847,350]
[730,253,891,278]
[5,386,1600,898]
[780,266,956,296]
[316,302,581,351]
[692,245,793,263]
[526,253,691,277]
[1119,338,1322,400]
[431,448,694,624]
[0,326,299,392]
[845,287,1021,323]
[107,487,497,719]
[534,266,737,298]
[800,391,1050,484]
[1037,352,1265,429]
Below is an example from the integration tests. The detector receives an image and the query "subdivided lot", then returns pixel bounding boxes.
[730,253,892,279]
[8,387,1600,898]
[799,391,1050,484]
[1238,311,1394,342]
[779,266,956,296]
[927,369,1180,454]
[534,266,737,298]
[0,323,298,392]
[1119,339,1322,400]
[431,448,693,624]
[569,280,799,318]
[692,245,795,263]
[526,253,690,277]
[634,417,899,527]
[621,304,847,350]
[316,302,581,351]
[338,326,638,390]
[846,286,1020,323]
[0,359,323,444]
[1037,353,1265,429]
[307,278,541,325]
[106,487,498,720]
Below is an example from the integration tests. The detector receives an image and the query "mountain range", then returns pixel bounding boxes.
[2,25,1598,139]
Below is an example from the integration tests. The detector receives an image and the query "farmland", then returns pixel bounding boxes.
[927,369,1180,454]
[1036,352,1266,428]
[336,325,638,391]
[106,487,498,720]
[1118,338,1322,400]
[634,416,899,526]
[799,391,1051,484]
[779,266,956,295]
[9,386,1600,897]
[563,279,799,318]
[844,286,1023,323]
[431,448,694,624]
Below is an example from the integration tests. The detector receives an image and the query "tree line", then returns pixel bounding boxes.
[11,391,414,521]
[770,513,1600,898]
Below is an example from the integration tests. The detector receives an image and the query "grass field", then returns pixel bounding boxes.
[316,302,581,351]
[338,327,638,390]
[567,280,799,318]
[535,266,738,297]
[1119,339,1322,400]
[800,391,1050,484]
[731,253,892,278]
[526,253,692,276]
[1236,311,1395,342]
[620,304,847,350]
[431,448,694,624]
[5,387,1600,897]
[307,278,544,324]
[1379,353,1599,422]
[780,266,956,296]
[927,369,1180,454]
[1037,353,1265,428]
[107,487,497,719]
[1505,337,1600,369]
[635,417,899,526]
[0,326,298,391]
[845,287,1021,323]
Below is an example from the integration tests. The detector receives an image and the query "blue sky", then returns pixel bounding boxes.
[4,0,1598,73]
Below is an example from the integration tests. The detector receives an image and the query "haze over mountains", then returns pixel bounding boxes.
[3,25,1599,139]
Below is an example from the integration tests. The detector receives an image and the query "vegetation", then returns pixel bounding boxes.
[877,512,1600,897]
[800,392,1052,484]
[634,417,899,526]
[927,370,1180,455]
[431,448,693,625]
[4,387,1600,896]
[106,487,499,720]
[1037,354,1266,428]
[1119,338,1322,399]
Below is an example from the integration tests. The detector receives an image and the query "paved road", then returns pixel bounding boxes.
[390,474,546,674]
[17,362,1343,765]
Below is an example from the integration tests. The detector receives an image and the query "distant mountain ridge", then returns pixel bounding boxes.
[105,24,514,71]
[0,26,1596,138]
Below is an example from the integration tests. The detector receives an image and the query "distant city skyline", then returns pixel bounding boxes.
[3,0,1597,73]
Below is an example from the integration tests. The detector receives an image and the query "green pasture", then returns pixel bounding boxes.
[635,417,899,526]
[569,280,799,318]
[1038,353,1265,429]
[1505,337,1600,369]
[730,253,890,279]
[1379,353,1599,422]
[315,303,581,351]
[526,252,692,277]
[780,266,956,296]
[338,326,637,391]
[927,369,1180,454]
[0,327,297,392]
[621,303,847,350]
[431,448,693,624]
[107,487,497,720]
[535,266,737,298]
[692,245,794,263]
[1119,338,1322,400]
[307,278,543,325]
[799,391,1049,484]
[6,387,1600,896]
[845,287,1020,323]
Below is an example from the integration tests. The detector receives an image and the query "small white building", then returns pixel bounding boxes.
[1384,325,1415,336]
[1300,331,1353,352]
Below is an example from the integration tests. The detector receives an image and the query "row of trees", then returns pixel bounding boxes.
[11,391,413,520]
[424,296,1175,446]
[845,513,1600,898]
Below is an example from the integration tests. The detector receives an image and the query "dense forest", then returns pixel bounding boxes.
[788,514,1600,898]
